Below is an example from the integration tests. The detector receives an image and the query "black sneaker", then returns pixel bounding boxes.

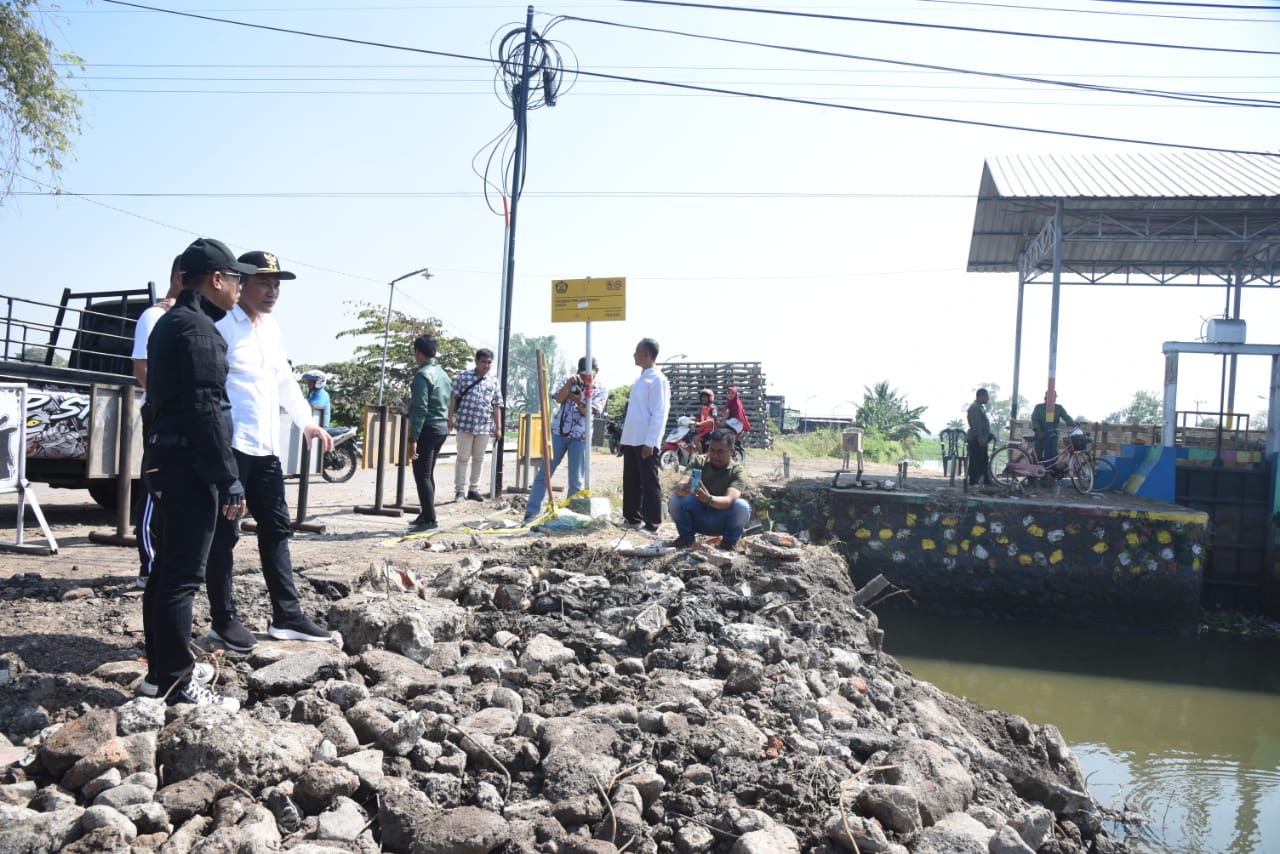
[466,491,485,502]
[167,679,239,711]
[209,621,258,653]
[453,492,465,503]
[268,615,333,643]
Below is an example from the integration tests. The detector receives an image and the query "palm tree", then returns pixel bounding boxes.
[855,380,929,445]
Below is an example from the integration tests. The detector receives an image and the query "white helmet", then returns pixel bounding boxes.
[302,369,327,389]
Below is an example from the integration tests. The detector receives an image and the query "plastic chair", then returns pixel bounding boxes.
[939,428,967,485]
[841,428,864,476]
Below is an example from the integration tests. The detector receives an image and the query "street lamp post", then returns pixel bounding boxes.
[378,267,432,406]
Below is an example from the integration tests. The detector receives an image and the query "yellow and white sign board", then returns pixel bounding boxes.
[551,277,626,323]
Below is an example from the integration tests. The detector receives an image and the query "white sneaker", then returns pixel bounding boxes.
[137,662,215,698]
[267,616,333,643]
[168,680,239,712]
[135,576,148,590]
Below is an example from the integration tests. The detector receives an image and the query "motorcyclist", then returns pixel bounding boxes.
[719,385,751,441]
[694,387,717,452]
[303,370,331,427]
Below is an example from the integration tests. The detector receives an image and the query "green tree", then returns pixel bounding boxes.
[1106,390,1162,424]
[1,2,84,196]
[854,380,929,447]
[605,384,630,422]
[19,344,66,367]
[301,301,471,428]
[505,333,566,416]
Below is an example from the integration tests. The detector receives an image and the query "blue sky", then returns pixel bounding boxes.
[4,0,1278,429]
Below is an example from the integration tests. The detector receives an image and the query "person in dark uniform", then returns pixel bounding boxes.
[966,388,992,487]
[141,237,255,709]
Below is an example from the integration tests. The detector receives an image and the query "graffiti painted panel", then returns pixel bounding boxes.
[24,389,90,460]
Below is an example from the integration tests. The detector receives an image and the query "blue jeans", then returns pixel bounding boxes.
[667,494,751,543]
[525,432,586,518]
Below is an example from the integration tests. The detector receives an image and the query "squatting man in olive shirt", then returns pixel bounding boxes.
[666,428,752,552]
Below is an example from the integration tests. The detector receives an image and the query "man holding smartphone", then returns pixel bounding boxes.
[667,428,751,551]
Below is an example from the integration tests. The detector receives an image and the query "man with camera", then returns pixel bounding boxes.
[523,357,607,524]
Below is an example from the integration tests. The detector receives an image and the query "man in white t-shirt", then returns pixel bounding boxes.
[205,250,334,653]
[130,255,183,590]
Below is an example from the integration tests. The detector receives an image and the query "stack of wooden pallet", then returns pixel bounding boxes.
[660,361,772,449]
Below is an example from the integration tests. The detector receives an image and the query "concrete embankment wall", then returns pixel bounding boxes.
[764,483,1207,626]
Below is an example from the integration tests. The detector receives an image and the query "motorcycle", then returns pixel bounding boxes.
[659,416,699,469]
[605,417,624,456]
[320,426,362,483]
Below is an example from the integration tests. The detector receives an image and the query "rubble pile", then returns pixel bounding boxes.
[0,540,1124,853]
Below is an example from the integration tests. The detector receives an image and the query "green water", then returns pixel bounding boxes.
[877,611,1280,853]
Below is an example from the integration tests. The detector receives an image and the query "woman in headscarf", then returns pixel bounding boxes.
[720,386,751,439]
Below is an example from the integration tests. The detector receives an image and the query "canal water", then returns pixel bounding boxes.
[877,610,1280,853]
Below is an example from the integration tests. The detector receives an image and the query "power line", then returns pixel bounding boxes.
[61,62,1280,80]
[100,0,496,64]
[1082,0,1278,8]
[570,68,1280,154]
[907,0,1278,22]
[66,75,1280,98]
[557,14,1280,108]
[10,190,981,200]
[96,0,1278,154]
[70,89,1280,110]
[615,0,1280,56]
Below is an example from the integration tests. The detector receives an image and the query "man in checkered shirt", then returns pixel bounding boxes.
[447,348,504,501]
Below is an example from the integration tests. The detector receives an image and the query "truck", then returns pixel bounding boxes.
[1,285,157,508]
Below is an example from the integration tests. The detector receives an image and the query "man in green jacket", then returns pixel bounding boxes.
[1031,390,1074,461]
[408,335,452,530]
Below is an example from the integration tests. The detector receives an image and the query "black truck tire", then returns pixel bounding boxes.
[87,478,141,511]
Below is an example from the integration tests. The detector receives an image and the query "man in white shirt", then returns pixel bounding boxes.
[206,250,334,652]
[130,255,183,590]
[619,338,671,532]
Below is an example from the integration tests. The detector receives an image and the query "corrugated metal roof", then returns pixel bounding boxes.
[967,152,1280,276]
[984,152,1280,198]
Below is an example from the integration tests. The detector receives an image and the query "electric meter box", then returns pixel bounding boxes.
[1207,318,1246,344]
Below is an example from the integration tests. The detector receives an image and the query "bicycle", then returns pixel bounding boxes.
[988,427,1096,494]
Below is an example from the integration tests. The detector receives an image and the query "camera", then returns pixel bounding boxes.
[569,383,583,397]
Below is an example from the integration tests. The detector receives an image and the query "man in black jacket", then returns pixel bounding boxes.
[142,237,255,709]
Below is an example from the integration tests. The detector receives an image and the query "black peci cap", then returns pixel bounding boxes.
[180,238,257,278]
[237,250,296,280]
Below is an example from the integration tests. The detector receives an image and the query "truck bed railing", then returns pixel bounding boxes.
[2,285,157,380]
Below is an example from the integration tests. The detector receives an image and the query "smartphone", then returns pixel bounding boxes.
[688,469,702,493]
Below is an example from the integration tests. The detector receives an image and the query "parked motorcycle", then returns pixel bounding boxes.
[659,416,699,469]
[321,426,362,483]
[605,417,624,456]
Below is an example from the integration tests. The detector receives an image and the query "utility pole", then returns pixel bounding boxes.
[493,5,535,495]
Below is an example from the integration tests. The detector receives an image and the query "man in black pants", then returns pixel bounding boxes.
[142,237,255,709]
[967,388,992,487]
[206,250,335,652]
[619,338,671,532]
[130,254,183,590]
[408,334,452,530]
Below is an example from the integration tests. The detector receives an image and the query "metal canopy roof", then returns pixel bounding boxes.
[967,152,1280,285]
